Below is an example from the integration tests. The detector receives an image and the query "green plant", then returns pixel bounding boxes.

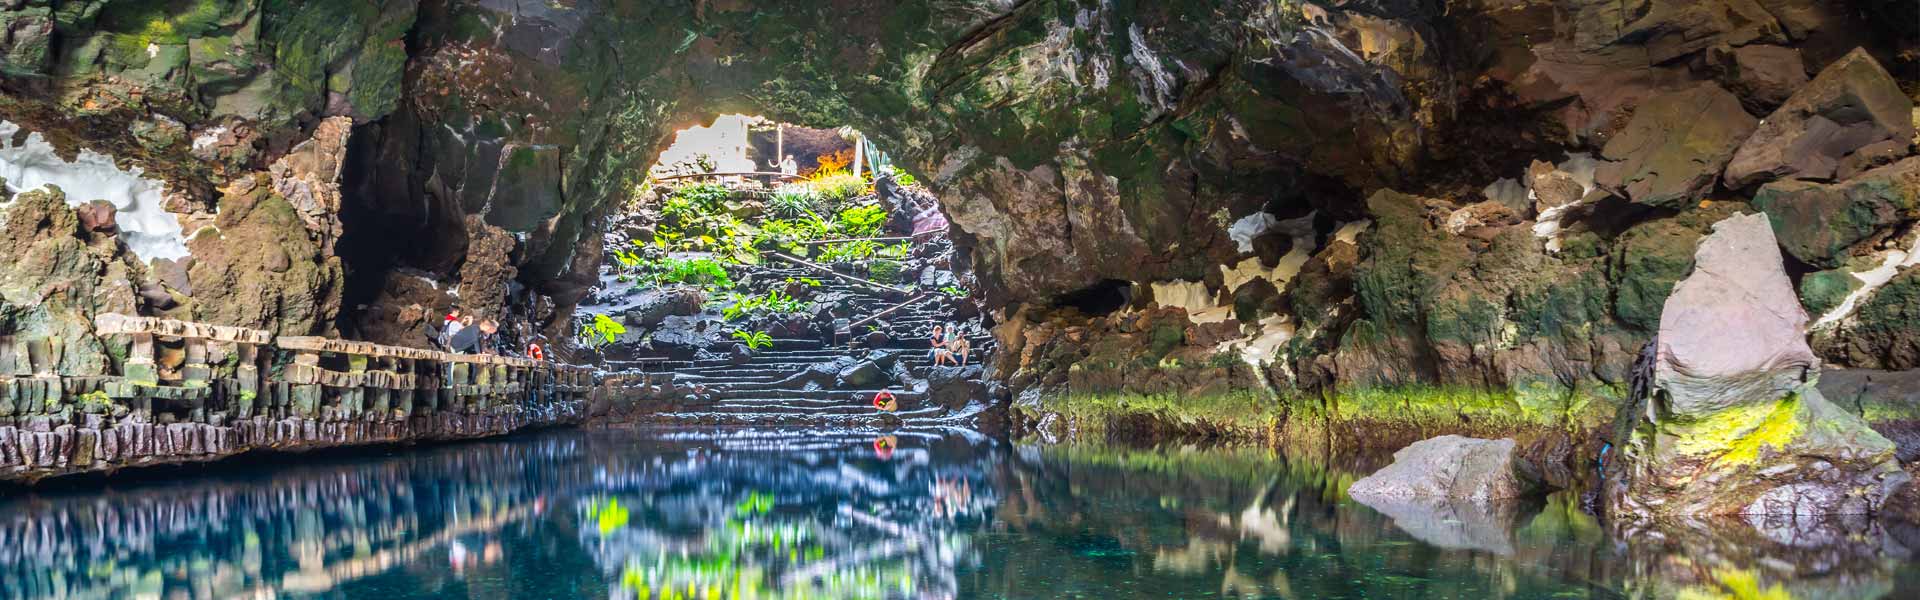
[732,330,773,351]
[884,165,918,187]
[762,289,808,313]
[722,289,810,321]
[721,292,763,321]
[786,277,822,287]
[834,204,887,238]
[611,248,644,272]
[768,186,820,219]
[817,239,880,262]
[869,259,903,283]
[806,170,868,203]
[940,285,968,298]
[579,313,627,347]
[647,257,734,289]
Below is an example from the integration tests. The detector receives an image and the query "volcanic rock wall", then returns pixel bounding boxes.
[0,1,1914,426]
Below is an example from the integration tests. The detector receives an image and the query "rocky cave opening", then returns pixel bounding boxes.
[1052,279,1136,317]
[0,6,1918,590]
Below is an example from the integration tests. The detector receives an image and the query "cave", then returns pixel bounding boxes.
[1053,279,1136,316]
[1,2,1919,593]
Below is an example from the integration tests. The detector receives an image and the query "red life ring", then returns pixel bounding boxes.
[872,390,897,411]
[873,435,898,459]
[528,343,545,361]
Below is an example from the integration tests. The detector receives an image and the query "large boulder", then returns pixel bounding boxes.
[1819,267,1920,370]
[0,187,143,376]
[925,365,987,411]
[1654,213,1819,415]
[621,288,706,328]
[1608,213,1908,517]
[1751,157,1920,268]
[1348,436,1541,503]
[186,178,345,336]
[1595,83,1759,208]
[1723,48,1916,189]
[1717,44,1808,113]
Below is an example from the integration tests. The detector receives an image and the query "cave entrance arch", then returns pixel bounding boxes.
[321,0,1339,349]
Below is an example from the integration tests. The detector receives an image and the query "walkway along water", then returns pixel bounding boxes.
[0,314,594,482]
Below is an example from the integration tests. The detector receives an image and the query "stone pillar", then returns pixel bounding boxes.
[366,356,392,421]
[290,351,322,419]
[235,343,260,418]
[124,333,157,386]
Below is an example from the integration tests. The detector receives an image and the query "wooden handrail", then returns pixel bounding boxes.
[767,252,910,294]
[796,235,917,245]
[653,171,803,182]
[850,294,930,330]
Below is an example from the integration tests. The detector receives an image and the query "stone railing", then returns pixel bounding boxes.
[0,314,596,482]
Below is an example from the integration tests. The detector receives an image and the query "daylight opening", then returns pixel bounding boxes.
[569,114,983,419]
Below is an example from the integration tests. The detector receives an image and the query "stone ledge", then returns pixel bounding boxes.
[93,314,273,344]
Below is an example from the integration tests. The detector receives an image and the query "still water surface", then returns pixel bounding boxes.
[0,427,1915,599]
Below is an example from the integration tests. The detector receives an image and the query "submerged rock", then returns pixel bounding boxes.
[1348,435,1541,503]
[1608,213,1908,517]
[1352,494,1531,556]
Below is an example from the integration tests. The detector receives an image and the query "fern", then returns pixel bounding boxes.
[731,330,773,351]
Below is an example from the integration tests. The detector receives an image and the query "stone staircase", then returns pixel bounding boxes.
[603,260,995,428]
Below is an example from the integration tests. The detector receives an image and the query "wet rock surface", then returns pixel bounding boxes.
[0,1,1914,501]
[1608,213,1908,517]
[1348,436,1541,504]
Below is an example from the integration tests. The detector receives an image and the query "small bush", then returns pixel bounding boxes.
[768,186,820,219]
[869,259,904,283]
[817,240,880,262]
[835,204,887,238]
[808,171,868,204]
[579,314,627,347]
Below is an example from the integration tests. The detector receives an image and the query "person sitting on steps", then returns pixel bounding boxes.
[928,325,945,361]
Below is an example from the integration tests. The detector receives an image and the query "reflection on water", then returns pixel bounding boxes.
[0,429,1914,599]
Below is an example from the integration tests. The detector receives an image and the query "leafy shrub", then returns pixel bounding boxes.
[612,248,644,272]
[817,240,881,262]
[768,186,820,219]
[578,313,627,347]
[808,171,869,204]
[834,204,887,237]
[722,289,810,321]
[869,259,904,283]
[651,257,733,288]
[883,165,918,187]
[940,285,967,298]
